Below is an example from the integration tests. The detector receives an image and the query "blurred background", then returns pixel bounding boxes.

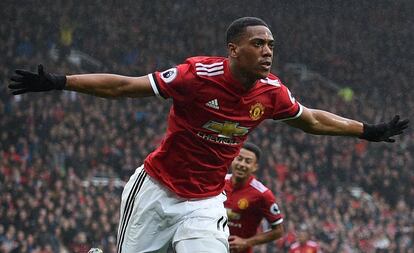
[0,0,413,252]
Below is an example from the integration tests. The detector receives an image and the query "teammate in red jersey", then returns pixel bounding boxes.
[224,142,283,253]
[9,17,408,253]
[289,225,321,253]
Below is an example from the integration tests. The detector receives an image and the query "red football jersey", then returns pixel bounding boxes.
[144,56,302,198]
[289,241,321,253]
[224,174,283,253]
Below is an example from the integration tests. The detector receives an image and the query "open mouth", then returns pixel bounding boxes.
[260,61,271,70]
[234,168,247,175]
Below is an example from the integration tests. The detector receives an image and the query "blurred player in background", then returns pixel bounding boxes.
[9,17,408,253]
[224,142,283,253]
[289,224,321,253]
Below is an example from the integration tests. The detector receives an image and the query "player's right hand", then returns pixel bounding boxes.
[9,65,66,95]
[229,235,250,252]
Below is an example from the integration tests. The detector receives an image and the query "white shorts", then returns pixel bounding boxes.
[117,165,229,253]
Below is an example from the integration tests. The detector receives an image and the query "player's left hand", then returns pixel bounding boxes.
[229,235,250,252]
[360,115,409,142]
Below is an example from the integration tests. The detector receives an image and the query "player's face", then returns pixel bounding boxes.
[297,230,309,244]
[230,26,274,80]
[231,148,258,180]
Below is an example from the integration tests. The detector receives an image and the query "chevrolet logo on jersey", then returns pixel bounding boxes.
[202,121,249,138]
[226,208,241,220]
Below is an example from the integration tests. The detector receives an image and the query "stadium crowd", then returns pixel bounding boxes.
[1,0,413,252]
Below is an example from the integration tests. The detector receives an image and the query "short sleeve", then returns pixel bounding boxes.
[148,61,195,102]
[261,190,283,227]
[272,85,303,121]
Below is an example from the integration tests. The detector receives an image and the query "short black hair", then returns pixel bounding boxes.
[226,17,269,44]
[242,142,262,162]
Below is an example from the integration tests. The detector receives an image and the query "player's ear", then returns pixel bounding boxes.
[251,163,258,173]
[228,43,238,58]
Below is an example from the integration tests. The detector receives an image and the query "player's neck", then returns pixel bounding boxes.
[228,60,257,90]
[231,176,250,187]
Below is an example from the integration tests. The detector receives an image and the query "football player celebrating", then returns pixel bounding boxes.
[225,142,284,253]
[9,17,408,253]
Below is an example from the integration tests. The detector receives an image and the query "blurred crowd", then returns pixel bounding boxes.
[1,0,413,252]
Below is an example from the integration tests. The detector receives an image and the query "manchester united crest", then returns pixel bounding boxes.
[237,198,249,210]
[249,102,265,120]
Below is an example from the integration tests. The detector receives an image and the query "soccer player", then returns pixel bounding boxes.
[224,142,283,253]
[289,225,321,253]
[9,17,408,253]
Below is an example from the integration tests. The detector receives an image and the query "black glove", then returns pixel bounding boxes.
[9,65,66,95]
[360,115,409,142]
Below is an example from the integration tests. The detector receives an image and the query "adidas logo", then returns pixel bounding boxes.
[205,99,219,109]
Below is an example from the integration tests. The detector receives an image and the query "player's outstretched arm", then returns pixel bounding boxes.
[9,65,155,98]
[285,106,409,142]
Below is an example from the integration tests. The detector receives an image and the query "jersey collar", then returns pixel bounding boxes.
[230,174,255,189]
